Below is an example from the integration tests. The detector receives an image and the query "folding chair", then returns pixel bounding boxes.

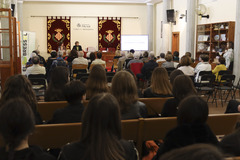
[130,63,144,76]
[196,74,216,103]
[166,67,175,76]
[216,70,232,81]
[214,74,235,107]
[28,74,46,97]
[72,64,88,79]
[106,72,115,77]
[76,73,89,80]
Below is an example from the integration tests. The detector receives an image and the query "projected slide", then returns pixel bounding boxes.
[121,35,149,51]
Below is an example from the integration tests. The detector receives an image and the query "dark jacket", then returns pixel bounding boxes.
[121,101,148,120]
[141,60,158,80]
[156,124,219,158]
[44,89,65,102]
[220,129,240,156]
[38,55,47,67]
[225,100,240,113]
[48,102,85,124]
[72,45,82,51]
[0,146,55,160]
[161,98,179,117]
[143,88,173,98]
[59,139,137,160]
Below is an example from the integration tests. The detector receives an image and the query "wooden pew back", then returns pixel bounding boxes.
[139,98,172,116]
[37,101,68,121]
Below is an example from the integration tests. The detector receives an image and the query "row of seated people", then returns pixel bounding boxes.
[0,93,239,159]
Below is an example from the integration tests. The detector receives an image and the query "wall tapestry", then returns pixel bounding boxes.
[98,17,121,50]
[47,16,71,53]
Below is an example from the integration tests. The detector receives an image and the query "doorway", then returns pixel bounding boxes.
[172,32,180,53]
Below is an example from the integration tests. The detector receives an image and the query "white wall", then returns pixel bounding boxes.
[22,2,148,59]
[155,0,237,58]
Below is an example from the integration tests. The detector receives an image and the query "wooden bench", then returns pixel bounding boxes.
[37,101,68,122]
[38,98,172,121]
[0,114,239,157]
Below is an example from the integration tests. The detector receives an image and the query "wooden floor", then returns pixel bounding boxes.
[203,91,240,114]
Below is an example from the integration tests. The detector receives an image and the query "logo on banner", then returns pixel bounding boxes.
[52,28,65,43]
[103,30,116,44]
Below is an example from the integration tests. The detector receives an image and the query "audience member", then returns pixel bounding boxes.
[72,51,88,65]
[194,54,212,82]
[161,75,197,117]
[25,56,46,77]
[124,52,134,69]
[159,144,223,160]
[86,65,109,99]
[46,50,57,77]
[51,51,67,68]
[178,55,194,76]
[162,53,174,68]
[220,127,240,156]
[26,52,37,66]
[0,98,55,160]
[112,71,148,120]
[143,67,172,98]
[142,51,149,63]
[117,51,126,71]
[212,57,227,81]
[88,52,96,69]
[127,54,143,69]
[169,69,184,85]
[49,80,86,124]
[67,49,78,64]
[185,52,195,63]
[136,52,158,81]
[156,53,166,62]
[156,96,219,158]
[223,41,234,71]
[59,93,138,160]
[0,75,42,124]
[114,50,122,59]
[33,50,47,67]
[45,66,69,102]
[91,52,106,68]
[173,51,180,62]
[225,100,240,113]
[72,41,82,51]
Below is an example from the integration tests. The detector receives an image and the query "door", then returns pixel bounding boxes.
[172,32,180,53]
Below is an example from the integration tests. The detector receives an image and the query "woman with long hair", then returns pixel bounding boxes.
[112,71,148,119]
[161,75,197,117]
[0,74,42,124]
[0,98,55,160]
[45,66,69,101]
[143,67,173,98]
[86,64,109,99]
[59,93,138,160]
[156,96,219,158]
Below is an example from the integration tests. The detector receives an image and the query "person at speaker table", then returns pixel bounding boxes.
[72,51,88,65]
[72,41,82,51]
[91,52,106,68]
[25,56,46,77]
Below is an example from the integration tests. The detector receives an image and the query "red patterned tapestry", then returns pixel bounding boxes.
[98,17,121,50]
[47,16,71,53]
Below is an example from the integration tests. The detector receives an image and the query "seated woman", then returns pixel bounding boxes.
[111,71,148,120]
[86,65,109,100]
[156,96,219,158]
[0,98,55,160]
[212,57,227,81]
[177,55,194,76]
[45,66,69,102]
[162,53,174,68]
[58,93,138,160]
[161,75,197,117]
[49,80,86,124]
[143,67,173,98]
[46,51,57,78]
[0,74,42,124]
[88,52,96,70]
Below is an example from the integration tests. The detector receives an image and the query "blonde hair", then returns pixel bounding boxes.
[115,50,121,56]
[151,67,172,95]
[111,71,138,114]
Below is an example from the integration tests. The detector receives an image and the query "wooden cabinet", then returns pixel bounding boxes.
[196,21,235,62]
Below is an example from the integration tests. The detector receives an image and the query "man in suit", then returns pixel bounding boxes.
[72,41,82,51]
